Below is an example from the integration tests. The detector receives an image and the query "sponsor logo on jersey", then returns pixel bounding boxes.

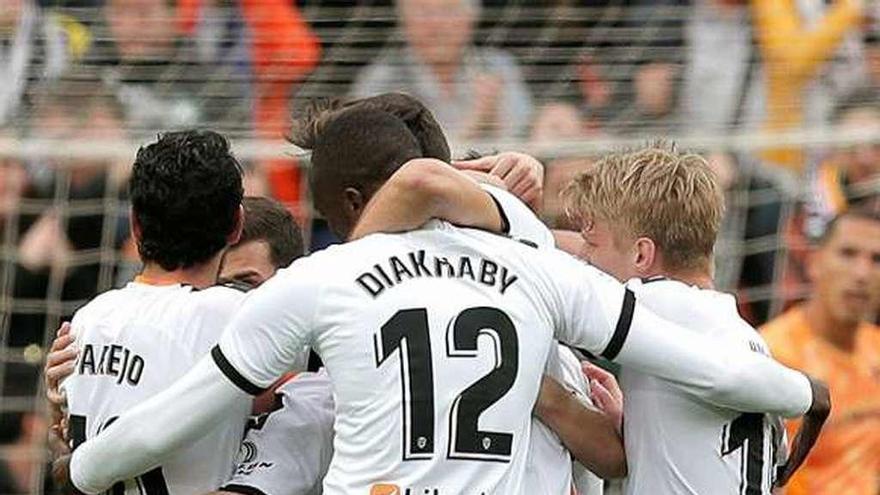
[234,440,274,476]
[369,484,488,495]
[370,484,400,495]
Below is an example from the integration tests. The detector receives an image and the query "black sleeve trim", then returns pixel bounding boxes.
[307,350,323,372]
[601,288,635,360]
[211,345,267,396]
[573,346,597,360]
[488,194,511,234]
[220,484,269,495]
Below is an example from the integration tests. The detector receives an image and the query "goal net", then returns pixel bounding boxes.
[1,1,878,491]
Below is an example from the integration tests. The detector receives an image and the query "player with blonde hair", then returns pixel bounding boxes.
[558,143,829,494]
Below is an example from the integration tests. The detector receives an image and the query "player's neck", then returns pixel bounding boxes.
[138,256,223,289]
[647,268,714,290]
[804,298,859,353]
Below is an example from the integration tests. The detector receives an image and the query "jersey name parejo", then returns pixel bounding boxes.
[65,282,252,495]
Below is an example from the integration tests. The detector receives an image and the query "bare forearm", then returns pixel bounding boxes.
[535,376,627,479]
[351,159,502,240]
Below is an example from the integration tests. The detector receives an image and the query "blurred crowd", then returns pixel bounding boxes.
[0,0,879,493]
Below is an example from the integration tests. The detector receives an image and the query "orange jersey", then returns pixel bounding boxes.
[761,306,880,495]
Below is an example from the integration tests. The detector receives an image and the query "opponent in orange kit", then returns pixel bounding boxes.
[762,207,880,495]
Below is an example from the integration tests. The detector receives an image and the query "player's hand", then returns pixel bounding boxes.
[454,152,545,211]
[582,361,624,434]
[45,322,77,442]
[459,170,507,189]
[775,376,831,487]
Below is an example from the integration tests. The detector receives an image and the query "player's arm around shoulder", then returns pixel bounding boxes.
[350,158,504,240]
[350,152,553,246]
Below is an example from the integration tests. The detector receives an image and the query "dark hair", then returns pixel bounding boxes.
[817,205,880,245]
[309,107,423,209]
[130,130,243,271]
[290,93,450,162]
[239,196,304,268]
[0,362,40,444]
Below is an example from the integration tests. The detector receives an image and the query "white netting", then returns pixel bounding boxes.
[2,1,880,492]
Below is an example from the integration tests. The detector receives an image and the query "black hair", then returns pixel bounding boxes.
[290,93,451,162]
[239,196,304,268]
[130,130,243,271]
[816,205,880,246]
[307,106,424,210]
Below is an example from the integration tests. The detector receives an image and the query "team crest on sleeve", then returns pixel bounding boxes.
[238,440,258,464]
[234,440,273,476]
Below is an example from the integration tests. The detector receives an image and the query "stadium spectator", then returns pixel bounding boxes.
[771,95,880,315]
[0,128,28,236]
[177,0,321,213]
[761,207,880,495]
[602,0,686,136]
[0,0,89,125]
[349,0,533,142]
[85,0,253,136]
[681,0,755,134]
[752,0,868,171]
[808,96,880,227]
[8,79,128,348]
[0,361,46,494]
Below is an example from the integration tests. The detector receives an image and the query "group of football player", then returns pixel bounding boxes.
[42,93,831,495]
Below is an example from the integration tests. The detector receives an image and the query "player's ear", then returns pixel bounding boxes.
[227,204,244,246]
[343,187,366,216]
[633,236,656,275]
[130,207,143,245]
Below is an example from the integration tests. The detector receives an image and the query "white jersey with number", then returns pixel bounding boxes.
[620,278,785,495]
[215,221,633,495]
[486,186,603,495]
[64,282,252,495]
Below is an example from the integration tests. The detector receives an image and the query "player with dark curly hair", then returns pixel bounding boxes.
[129,130,244,273]
[60,129,255,494]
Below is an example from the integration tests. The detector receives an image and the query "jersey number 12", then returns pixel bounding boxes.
[375,307,518,463]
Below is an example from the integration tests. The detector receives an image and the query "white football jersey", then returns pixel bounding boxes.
[64,282,252,495]
[620,278,784,495]
[216,223,631,495]
[526,345,604,495]
[223,371,335,495]
[484,186,603,495]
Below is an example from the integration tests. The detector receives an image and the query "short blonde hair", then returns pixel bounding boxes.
[561,143,724,273]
